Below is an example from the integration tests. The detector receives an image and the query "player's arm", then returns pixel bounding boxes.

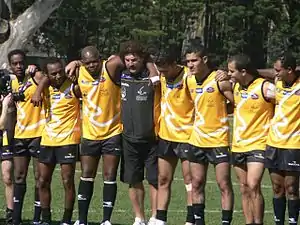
[0,94,13,130]
[262,81,276,104]
[218,80,234,114]
[31,75,50,107]
[73,84,82,98]
[65,60,82,83]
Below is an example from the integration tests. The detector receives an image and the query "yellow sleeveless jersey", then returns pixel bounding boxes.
[11,75,46,139]
[2,130,9,146]
[187,71,229,147]
[232,78,274,152]
[158,66,194,142]
[78,61,122,140]
[267,78,300,149]
[41,80,81,146]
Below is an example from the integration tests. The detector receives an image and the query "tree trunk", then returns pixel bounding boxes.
[0,0,63,69]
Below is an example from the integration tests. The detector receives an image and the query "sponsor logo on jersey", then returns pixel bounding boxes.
[206,87,214,93]
[251,93,259,99]
[196,88,203,94]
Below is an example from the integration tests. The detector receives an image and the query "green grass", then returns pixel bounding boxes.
[0,163,276,225]
[0,117,278,225]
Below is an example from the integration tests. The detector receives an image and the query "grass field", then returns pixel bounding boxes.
[0,162,277,225]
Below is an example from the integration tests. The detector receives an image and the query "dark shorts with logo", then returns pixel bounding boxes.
[188,145,230,165]
[231,150,265,166]
[39,144,78,164]
[80,134,122,157]
[0,135,14,161]
[265,145,300,172]
[14,137,41,158]
[120,138,158,186]
[157,138,189,160]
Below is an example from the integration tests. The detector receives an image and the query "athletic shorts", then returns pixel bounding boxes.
[157,138,189,160]
[80,134,122,157]
[120,138,158,186]
[188,145,230,165]
[231,150,265,166]
[265,145,300,172]
[0,135,13,161]
[14,137,41,158]
[39,145,78,164]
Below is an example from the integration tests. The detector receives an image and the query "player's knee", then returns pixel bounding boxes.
[285,182,298,198]
[62,176,75,189]
[158,174,172,188]
[39,176,50,189]
[191,177,204,193]
[103,170,117,181]
[14,171,27,184]
[239,182,249,196]
[271,181,285,196]
[217,178,232,194]
[247,180,261,196]
[2,172,13,186]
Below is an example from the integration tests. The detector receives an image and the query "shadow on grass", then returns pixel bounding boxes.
[19,220,124,225]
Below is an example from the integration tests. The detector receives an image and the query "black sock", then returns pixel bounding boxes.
[273,197,286,225]
[186,205,195,223]
[13,183,26,224]
[62,208,73,224]
[33,187,41,222]
[41,208,51,223]
[156,210,167,222]
[193,203,205,225]
[78,179,94,224]
[288,199,299,225]
[6,207,13,223]
[102,181,117,222]
[222,210,233,225]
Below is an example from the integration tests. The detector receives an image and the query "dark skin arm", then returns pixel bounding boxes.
[73,84,82,98]
[31,75,50,107]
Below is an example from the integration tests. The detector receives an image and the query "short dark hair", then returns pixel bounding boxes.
[153,49,177,66]
[184,39,207,58]
[7,49,26,63]
[228,54,260,77]
[277,52,297,71]
[119,40,149,60]
[43,58,63,74]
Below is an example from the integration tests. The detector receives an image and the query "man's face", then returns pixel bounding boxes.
[124,54,144,74]
[273,60,289,81]
[228,61,244,83]
[186,52,207,76]
[156,63,177,80]
[47,62,66,88]
[10,54,25,77]
[82,54,102,76]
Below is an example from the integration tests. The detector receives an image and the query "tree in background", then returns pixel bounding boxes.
[0,0,63,68]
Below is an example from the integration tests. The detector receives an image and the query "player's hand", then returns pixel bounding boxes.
[215,70,230,82]
[65,61,80,83]
[1,93,13,109]
[26,65,38,75]
[31,92,43,107]
[148,75,160,87]
[107,55,117,61]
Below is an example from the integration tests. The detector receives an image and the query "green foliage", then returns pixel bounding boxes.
[33,0,300,67]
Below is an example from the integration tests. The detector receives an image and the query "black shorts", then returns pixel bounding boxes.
[39,145,78,164]
[188,145,230,165]
[231,150,265,166]
[120,138,158,186]
[14,137,41,158]
[265,146,300,172]
[80,134,122,157]
[0,135,14,161]
[157,138,189,160]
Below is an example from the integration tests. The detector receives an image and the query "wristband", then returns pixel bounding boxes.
[150,75,160,84]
